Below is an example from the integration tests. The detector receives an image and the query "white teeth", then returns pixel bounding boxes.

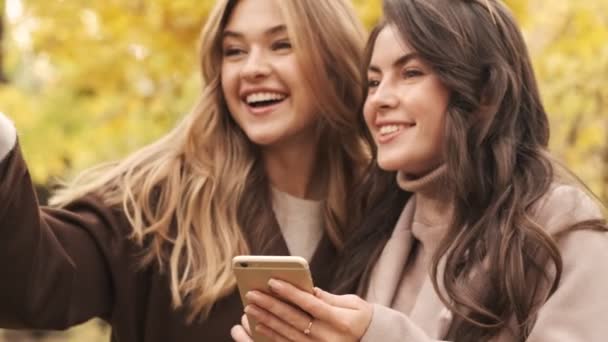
[379,125,402,135]
[246,92,286,105]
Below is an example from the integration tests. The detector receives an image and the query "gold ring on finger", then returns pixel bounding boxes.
[303,319,313,336]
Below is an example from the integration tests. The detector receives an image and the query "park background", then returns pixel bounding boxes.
[0,0,606,340]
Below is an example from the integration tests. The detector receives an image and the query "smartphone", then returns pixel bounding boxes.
[232,255,314,342]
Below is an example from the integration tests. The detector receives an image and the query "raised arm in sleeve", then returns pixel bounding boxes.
[0,141,129,330]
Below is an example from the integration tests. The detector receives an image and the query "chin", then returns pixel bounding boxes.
[244,131,281,146]
[376,157,405,172]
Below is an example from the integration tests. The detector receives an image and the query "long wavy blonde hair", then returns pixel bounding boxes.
[51,0,367,321]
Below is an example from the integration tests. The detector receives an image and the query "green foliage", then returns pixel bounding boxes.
[1,0,212,181]
[505,0,608,201]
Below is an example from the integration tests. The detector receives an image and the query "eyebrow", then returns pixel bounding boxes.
[223,24,287,40]
[368,52,420,73]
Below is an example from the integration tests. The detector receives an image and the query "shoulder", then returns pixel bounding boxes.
[532,185,608,298]
[532,183,605,236]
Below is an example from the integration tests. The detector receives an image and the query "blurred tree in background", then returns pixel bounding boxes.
[0,0,606,340]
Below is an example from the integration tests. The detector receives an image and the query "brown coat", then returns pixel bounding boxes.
[0,143,340,342]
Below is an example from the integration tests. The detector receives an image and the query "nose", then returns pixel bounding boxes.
[368,81,398,113]
[240,48,271,81]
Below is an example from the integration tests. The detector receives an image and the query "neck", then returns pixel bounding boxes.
[262,140,322,200]
[397,164,452,227]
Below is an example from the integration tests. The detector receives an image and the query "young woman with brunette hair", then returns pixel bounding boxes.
[232,0,608,341]
[0,0,370,340]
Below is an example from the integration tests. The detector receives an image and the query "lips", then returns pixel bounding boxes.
[245,92,287,108]
[240,88,289,109]
[379,124,401,135]
[376,122,415,144]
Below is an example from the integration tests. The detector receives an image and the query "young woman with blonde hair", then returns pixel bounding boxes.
[233,0,608,341]
[0,0,370,340]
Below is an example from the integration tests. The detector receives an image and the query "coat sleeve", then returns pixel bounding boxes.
[361,304,449,342]
[524,228,608,341]
[524,185,608,341]
[0,133,130,329]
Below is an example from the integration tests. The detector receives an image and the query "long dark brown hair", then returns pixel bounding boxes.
[333,0,607,340]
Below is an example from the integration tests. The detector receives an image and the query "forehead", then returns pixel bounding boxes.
[224,0,285,34]
[369,26,414,67]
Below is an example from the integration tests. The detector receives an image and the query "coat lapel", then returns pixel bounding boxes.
[363,196,456,338]
[308,234,338,289]
[409,274,452,339]
[365,199,417,306]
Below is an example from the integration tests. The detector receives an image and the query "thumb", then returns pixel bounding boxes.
[314,287,364,310]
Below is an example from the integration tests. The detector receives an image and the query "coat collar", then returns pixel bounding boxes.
[364,197,453,338]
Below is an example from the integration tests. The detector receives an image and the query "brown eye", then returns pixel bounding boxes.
[272,40,292,51]
[367,79,380,88]
[402,69,423,79]
[223,47,246,57]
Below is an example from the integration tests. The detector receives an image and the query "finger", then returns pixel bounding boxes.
[245,304,313,342]
[230,325,254,342]
[314,287,365,310]
[267,279,339,322]
[246,291,311,333]
[241,314,251,335]
[256,323,291,342]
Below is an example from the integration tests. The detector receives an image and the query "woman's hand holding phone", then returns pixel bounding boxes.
[232,256,315,342]
[232,278,373,342]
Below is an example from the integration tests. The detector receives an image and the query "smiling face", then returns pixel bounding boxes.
[220,0,318,149]
[363,25,450,176]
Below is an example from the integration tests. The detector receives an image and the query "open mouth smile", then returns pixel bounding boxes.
[244,92,288,112]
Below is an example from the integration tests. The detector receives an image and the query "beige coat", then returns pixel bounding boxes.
[362,183,607,341]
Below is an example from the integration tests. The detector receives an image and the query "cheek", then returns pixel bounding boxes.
[279,56,305,79]
[220,71,241,120]
[295,102,318,127]
[425,108,448,157]
[220,65,237,93]
[362,102,374,129]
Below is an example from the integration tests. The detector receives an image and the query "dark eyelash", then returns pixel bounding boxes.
[223,48,244,57]
[403,69,423,78]
[367,80,380,88]
[272,40,292,50]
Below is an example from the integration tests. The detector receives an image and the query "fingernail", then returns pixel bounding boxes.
[245,305,259,315]
[245,291,259,301]
[268,278,280,290]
